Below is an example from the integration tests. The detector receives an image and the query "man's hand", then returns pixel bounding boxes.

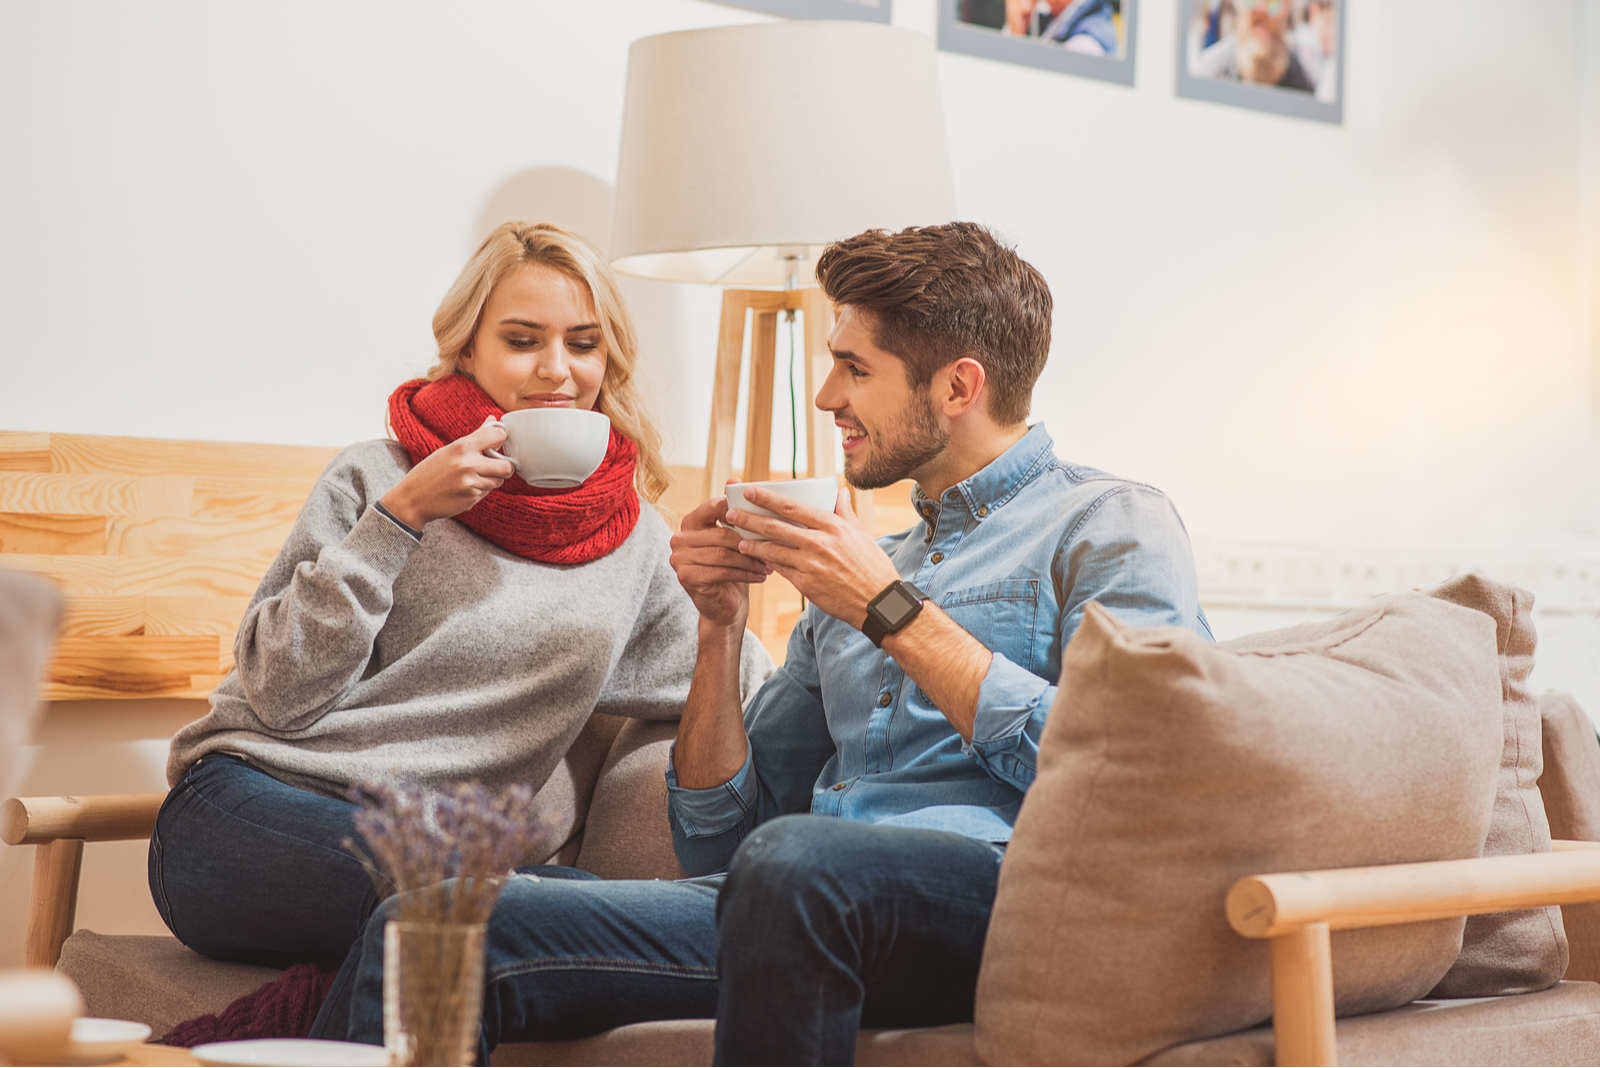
[380,420,514,529]
[669,482,773,631]
[726,486,900,628]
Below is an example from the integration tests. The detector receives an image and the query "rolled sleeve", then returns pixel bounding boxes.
[963,653,1051,790]
[665,745,757,839]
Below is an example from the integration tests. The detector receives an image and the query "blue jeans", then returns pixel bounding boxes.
[311,815,1005,1066]
[149,754,387,966]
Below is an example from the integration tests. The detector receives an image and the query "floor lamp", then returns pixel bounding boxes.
[610,20,958,638]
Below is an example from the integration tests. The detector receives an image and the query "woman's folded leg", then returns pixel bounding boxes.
[148,754,386,966]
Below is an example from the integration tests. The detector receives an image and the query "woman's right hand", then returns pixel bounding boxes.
[379,421,515,529]
[669,482,772,631]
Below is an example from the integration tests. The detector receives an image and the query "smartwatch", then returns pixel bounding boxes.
[862,579,928,648]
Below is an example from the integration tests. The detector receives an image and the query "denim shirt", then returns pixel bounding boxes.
[666,423,1212,876]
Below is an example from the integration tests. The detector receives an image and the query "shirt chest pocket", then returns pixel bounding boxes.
[915,580,1043,703]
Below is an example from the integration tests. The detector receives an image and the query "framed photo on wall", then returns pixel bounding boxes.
[1175,0,1345,123]
[713,0,891,21]
[937,0,1137,87]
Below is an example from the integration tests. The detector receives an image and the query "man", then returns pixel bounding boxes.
[313,222,1210,1064]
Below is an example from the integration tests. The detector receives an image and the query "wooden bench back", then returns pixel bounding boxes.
[0,431,338,700]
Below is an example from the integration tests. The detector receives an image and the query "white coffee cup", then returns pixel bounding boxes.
[724,476,840,541]
[483,409,611,488]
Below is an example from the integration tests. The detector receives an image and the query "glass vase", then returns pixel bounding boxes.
[382,920,486,1067]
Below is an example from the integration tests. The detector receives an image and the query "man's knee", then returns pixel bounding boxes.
[720,815,855,926]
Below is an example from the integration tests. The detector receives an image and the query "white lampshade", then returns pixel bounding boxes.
[610,20,958,287]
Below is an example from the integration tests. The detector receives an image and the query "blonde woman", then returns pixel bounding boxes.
[151,223,771,968]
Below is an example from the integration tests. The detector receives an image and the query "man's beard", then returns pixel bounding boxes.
[843,391,949,491]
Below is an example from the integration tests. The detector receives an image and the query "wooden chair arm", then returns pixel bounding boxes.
[2,793,165,969]
[2,793,165,846]
[1226,842,1600,1067]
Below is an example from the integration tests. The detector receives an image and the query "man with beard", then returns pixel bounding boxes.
[313,223,1211,1066]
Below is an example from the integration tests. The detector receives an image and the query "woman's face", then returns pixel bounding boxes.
[459,265,607,412]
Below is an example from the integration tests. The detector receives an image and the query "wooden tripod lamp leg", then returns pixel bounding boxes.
[26,838,84,968]
[705,291,752,503]
[1270,922,1337,1067]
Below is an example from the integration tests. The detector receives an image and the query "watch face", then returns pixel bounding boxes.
[877,586,920,625]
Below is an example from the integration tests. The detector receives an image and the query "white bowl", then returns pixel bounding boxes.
[725,476,839,541]
[493,407,611,489]
[65,1018,151,1065]
[190,1037,392,1066]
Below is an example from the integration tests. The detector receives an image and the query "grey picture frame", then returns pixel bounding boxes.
[1174,0,1346,124]
[712,0,891,22]
[936,0,1138,87]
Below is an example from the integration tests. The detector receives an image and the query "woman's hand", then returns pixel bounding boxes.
[380,420,515,528]
[669,482,772,631]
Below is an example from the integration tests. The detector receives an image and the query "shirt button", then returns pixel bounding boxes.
[832,782,847,791]
[977,505,989,517]
[930,551,944,564]
[878,692,892,707]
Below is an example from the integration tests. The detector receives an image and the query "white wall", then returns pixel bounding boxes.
[4,0,1600,965]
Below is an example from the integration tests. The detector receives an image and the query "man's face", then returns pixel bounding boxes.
[815,305,948,491]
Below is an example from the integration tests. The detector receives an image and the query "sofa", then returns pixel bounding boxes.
[10,572,1600,1065]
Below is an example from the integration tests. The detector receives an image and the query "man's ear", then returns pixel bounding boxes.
[933,357,987,419]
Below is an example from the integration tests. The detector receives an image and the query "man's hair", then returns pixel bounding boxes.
[813,222,1052,425]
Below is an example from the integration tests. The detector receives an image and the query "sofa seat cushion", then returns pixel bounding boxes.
[491,1020,980,1067]
[975,594,1506,1066]
[1143,980,1600,1067]
[56,931,283,1040]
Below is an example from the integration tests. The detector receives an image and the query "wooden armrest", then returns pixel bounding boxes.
[1226,843,1600,1067]
[1,793,165,846]
[3,793,165,970]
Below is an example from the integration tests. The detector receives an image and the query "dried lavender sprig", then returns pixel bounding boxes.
[345,776,559,926]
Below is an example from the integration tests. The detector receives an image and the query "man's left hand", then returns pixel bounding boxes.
[727,486,901,628]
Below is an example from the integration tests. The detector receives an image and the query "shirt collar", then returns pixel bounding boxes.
[910,422,1056,522]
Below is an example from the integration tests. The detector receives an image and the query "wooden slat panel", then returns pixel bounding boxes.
[0,556,262,597]
[191,483,319,524]
[0,473,193,516]
[143,595,252,637]
[58,597,145,636]
[0,432,52,472]
[0,555,117,596]
[104,515,295,562]
[0,513,105,554]
[46,635,222,698]
[48,434,338,483]
[109,556,266,598]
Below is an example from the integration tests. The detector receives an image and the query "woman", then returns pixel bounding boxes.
[150,222,771,967]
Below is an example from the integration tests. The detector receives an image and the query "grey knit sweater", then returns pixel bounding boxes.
[168,440,772,797]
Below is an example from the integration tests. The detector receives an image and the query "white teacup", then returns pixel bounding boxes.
[484,408,611,488]
[724,476,840,541]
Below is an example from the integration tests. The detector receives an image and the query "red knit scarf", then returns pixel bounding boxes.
[388,375,639,564]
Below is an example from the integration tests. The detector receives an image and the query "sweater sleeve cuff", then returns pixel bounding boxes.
[347,504,423,576]
[665,745,756,838]
[371,501,424,541]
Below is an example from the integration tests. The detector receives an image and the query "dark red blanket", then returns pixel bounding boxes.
[161,961,340,1047]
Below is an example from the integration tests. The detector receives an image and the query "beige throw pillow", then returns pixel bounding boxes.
[1424,575,1565,996]
[974,594,1504,1067]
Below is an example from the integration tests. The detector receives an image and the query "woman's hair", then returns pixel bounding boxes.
[427,221,670,504]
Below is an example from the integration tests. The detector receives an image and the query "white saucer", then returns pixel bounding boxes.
[190,1037,391,1066]
[65,1018,152,1065]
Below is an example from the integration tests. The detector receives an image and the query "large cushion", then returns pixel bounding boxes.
[56,932,282,1040]
[974,594,1505,1066]
[1538,690,1600,983]
[1425,575,1565,997]
[1143,980,1600,1067]
[574,718,686,881]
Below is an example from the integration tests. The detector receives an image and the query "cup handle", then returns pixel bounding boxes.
[481,416,518,471]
